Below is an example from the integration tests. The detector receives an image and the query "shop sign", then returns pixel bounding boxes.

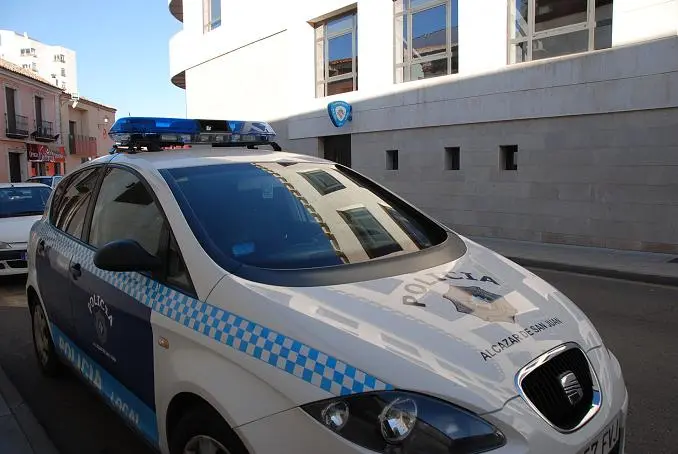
[26,143,66,163]
[327,101,352,128]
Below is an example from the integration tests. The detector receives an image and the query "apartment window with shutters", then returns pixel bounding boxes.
[509,0,613,63]
[315,10,358,98]
[394,0,459,83]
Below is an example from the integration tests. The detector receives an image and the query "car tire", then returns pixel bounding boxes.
[169,403,248,454]
[31,302,61,377]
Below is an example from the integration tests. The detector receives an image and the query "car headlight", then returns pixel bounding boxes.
[302,391,505,453]
[0,242,10,250]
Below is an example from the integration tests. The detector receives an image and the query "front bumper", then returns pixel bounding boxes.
[235,347,627,453]
[0,249,28,275]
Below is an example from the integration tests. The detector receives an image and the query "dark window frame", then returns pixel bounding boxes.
[501,145,519,171]
[386,149,399,170]
[445,146,460,170]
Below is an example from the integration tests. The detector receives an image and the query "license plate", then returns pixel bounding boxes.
[580,413,623,454]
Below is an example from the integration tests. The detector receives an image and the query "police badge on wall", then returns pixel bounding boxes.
[327,101,353,128]
[443,285,518,323]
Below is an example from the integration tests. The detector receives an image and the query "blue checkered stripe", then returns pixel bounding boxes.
[38,223,393,396]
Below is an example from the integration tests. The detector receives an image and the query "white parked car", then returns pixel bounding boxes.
[27,117,627,454]
[0,183,51,275]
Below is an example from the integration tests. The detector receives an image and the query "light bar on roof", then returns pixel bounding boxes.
[108,116,277,148]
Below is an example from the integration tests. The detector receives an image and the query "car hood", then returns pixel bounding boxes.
[0,215,42,244]
[224,237,604,414]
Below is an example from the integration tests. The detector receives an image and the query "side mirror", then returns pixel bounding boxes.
[93,239,163,272]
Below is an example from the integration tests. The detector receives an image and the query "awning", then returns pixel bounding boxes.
[27,143,66,163]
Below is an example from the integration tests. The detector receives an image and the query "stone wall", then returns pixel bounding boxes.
[348,108,678,253]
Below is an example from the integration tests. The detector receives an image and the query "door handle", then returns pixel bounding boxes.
[70,263,82,279]
[37,239,45,255]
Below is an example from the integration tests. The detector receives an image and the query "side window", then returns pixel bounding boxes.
[166,231,194,294]
[53,168,101,239]
[88,168,164,256]
[89,167,195,295]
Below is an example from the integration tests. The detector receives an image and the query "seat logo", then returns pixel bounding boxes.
[559,371,584,406]
[328,101,352,128]
[443,285,518,323]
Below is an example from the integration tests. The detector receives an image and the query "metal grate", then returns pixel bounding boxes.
[521,348,594,431]
[0,251,23,261]
[7,260,27,269]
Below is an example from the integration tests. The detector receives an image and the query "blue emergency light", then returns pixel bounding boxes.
[108,117,279,152]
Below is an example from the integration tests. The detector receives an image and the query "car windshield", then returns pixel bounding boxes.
[162,162,446,270]
[0,186,51,218]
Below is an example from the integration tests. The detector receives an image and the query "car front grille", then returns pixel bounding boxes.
[7,260,27,269]
[0,251,23,261]
[517,344,601,432]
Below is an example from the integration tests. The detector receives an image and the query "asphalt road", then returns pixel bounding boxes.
[0,269,677,454]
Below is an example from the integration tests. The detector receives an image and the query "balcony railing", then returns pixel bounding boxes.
[32,120,56,142]
[5,114,29,139]
[69,135,98,157]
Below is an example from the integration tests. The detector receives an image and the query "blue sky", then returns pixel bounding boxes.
[2,0,186,118]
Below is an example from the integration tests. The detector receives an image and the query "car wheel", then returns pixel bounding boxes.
[31,302,60,376]
[169,404,248,454]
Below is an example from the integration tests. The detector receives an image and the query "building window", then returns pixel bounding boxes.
[61,68,66,77]
[31,62,37,72]
[380,203,432,249]
[445,146,460,170]
[338,207,403,259]
[300,169,346,195]
[386,149,399,170]
[501,145,518,170]
[203,0,221,32]
[61,81,66,89]
[54,54,65,63]
[509,0,613,63]
[394,0,458,83]
[315,10,358,97]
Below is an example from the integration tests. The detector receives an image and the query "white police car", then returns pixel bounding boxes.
[27,117,627,454]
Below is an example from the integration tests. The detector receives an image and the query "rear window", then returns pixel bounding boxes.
[162,162,446,271]
[0,186,51,218]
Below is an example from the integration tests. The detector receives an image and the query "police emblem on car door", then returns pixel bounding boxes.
[70,167,162,427]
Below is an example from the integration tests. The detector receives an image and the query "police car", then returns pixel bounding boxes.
[27,117,627,454]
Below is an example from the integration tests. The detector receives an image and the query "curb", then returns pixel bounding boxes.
[509,256,678,288]
[0,364,59,454]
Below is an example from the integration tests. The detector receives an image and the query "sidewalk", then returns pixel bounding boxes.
[470,236,678,287]
[0,364,59,454]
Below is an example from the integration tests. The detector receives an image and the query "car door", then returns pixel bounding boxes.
[69,165,170,445]
[35,167,102,340]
